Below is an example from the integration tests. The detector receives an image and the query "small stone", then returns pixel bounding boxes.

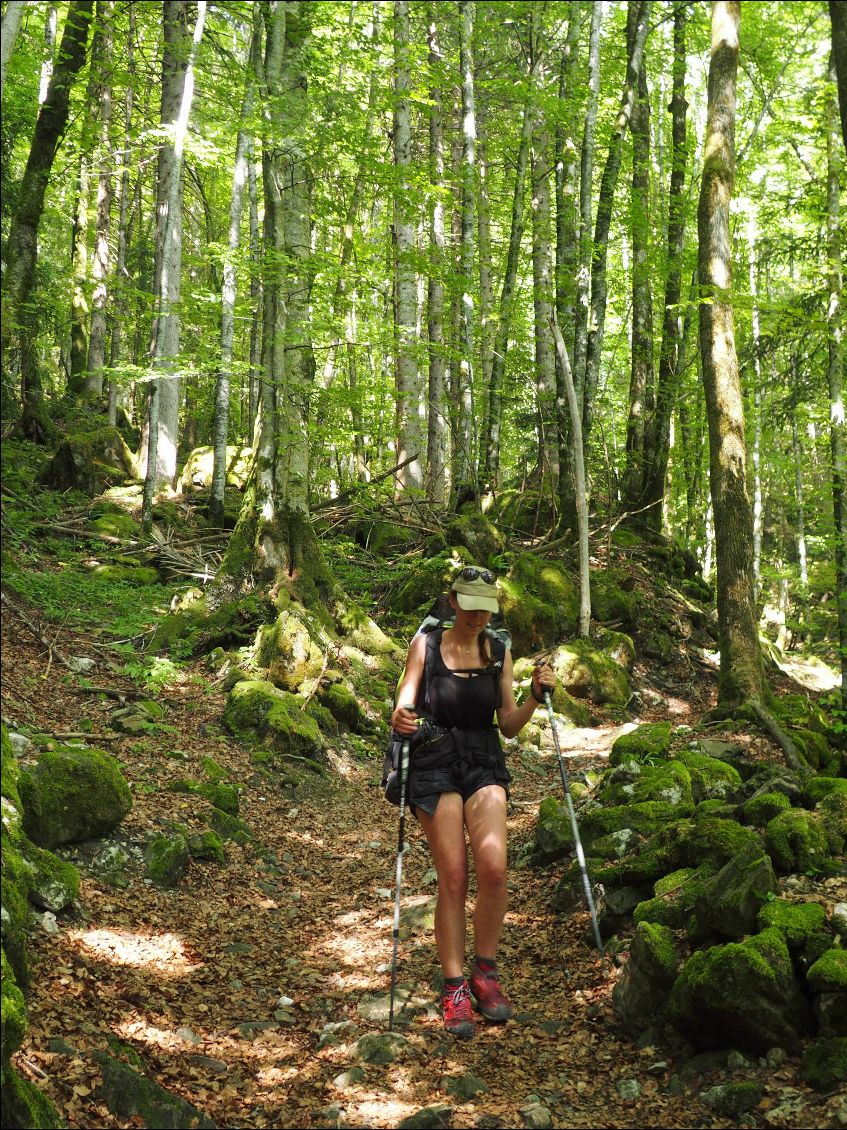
[176,1027,203,1045]
[67,656,96,673]
[647,1061,670,1074]
[442,1072,489,1101]
[727,1050,751,1068]
[353,1031,411,1064]
[832,903,847,937]
[8,732,34,756]
[667,1075,685,1096]
[333,1067,365,1090]
[34,911,59,934]
[616,1079,641,1100]
[700,1081,764,1119]
[520,1101,553,1129]
[187,1055,228,1075]
[766,1047,788,1068]
[276,995,294,1007]
[396,1105,453,1129]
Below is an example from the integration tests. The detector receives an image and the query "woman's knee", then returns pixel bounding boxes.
[475,853,507,894]
[437,862,469,901]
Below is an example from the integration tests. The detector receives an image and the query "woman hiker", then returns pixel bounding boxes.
[390,566,556,1039]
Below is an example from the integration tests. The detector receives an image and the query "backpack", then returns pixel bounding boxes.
[381,598,511,804]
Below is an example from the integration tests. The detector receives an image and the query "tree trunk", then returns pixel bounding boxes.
[209,5,262,528]
[582,0,651,447]
[247,153,262,437]
[454,0,478,507]
[747,214,764,599]
[141,0,206,527]
[427,9,448,504]
[698,0,767,710]
[830,1,847,153]
[85,0,115,398]
[3,0,93,443]
[641,1,688,530]
[477,97,495,460]
[393,0,424,495]
[623,9,653,513]
[0,1,25,96]
[69,154,91,393]
[531,94,558,495]
[826,48,847,705]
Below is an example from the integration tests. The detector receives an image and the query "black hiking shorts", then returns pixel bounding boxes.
[409,727,511,817]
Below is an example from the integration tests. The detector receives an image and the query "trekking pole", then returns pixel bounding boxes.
[542,690,604,953]
[388,711,413,1031]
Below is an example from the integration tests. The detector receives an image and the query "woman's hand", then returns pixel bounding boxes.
[390,704,419,735]
[532,660,556,703]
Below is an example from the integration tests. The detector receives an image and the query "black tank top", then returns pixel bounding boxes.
[424,629,502,731]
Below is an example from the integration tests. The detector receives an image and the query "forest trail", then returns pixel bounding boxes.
[3,615,840,1130]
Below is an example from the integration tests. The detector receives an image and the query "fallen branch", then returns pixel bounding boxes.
[1,590,76,671]
[748,700,809,778]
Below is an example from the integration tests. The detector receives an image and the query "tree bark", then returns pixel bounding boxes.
[69,153,91,393]
[698,0,767,710]
[531,87,558,494]
[2,0,93,443]
[829,1,847,154]
[0,0,25,97]
[641,1,688,530]
[427,9,448,504]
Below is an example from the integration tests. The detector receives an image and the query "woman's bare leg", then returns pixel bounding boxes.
[464,785,508,959]
[417,792,468,979]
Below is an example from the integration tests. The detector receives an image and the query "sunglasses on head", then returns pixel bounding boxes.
[453,567,495,584]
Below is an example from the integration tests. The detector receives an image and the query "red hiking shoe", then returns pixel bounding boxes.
[441,980,475,1039]
[470,965,513,1022]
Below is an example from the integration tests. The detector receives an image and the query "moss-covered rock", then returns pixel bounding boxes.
[667,928,814,1054]
[612,921,679,1034]
[791,728,839,775]
[444,510,505,564]
[693,840,778,938]
[802,776,847,807]
[258,608,325,693]
[807,949,847,994]
[2,936,62,1128]
[683,815,763,870]
[20,839,80,912]
[580,800,689,849]
[534,796,575,863]
[642,630,675,665]
[207,808,254,845]
[551,638,630,706]
[590,568,639,628]
[88,563,161,585]
[187,830,226,865]
[609,723,671,767]
[798,1038,847,1091]
[673,750,742,803]
[319,681,368,733]
[764,808,830,873]
[595,628,636,671]
[40,426,137,495]
[700,1081,763,1120]
[495,488,555,537]
[199,781,239,815]
[741,790,791,827]
[757,900,833,967]
[600,760,694,809]
[93,1049,216,1128]
[223,680,324,761]
[633,865,714,930]
[817,790,847,856]
[18,747,132,849]
[144,833,190,888]
[179,444,253,491]
[498,556,579,654]
[87,508,141,540]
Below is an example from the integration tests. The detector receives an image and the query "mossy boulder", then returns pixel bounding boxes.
[444,510,505,563]
[498,555,579,653]
[223,680,324,761]
[791,728,839,775]
[337,601,400,656]
[594,628,636,671]
[93,1050,216,1128]
[550,638,630,706]
[817,790,847,855]
[88,563,161,585]
[642,630,675,665]
[179,444,253,491]
[609,723,671,767]
[580,800,688,850]
[600,760,694,809]
[87,507,141,540]
[673,750,742,803]
[633,865,714,930]
[40,426,137,495]
[693,840,778,938]
[807,949,847,995]
[18,747,132,849]
[20,839,80,912]
[207,808,254,845]
[741,790,791,827]
[682,815,763,870]
[667,928,814,1054]
[757,900,833,967]
[2,950,62,1128]
[798,1038,847,1091]
[803,776,847,807]
[258,609,325,693]
[611,921,680,1034]
[187,830,226,865]
[318,681,368,733]
[144,833,190,888]
[495,488,555,536]
[534,796,575,863]
[764,808,830,874]
[199,781,239,816]
[391,554,457,616]
[590,568,638,628]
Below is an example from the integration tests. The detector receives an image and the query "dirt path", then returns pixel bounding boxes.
[4,626,839,1129]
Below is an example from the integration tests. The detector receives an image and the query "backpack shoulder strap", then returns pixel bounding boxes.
[417,627,443,715]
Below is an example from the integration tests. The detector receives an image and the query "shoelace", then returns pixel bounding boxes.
[444,984,471,1009]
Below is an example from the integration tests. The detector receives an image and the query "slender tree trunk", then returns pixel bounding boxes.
[477,98,495,458]
[108,2,134,425]
[209,6,262,528]
[39,5,58,105]
[698,0,767,709]
[3,0,93,443]
[830,1,847,153]
[641,2,688,530]
[582,0,651,446]
[247,153,262,437]
[826,49,847,704]
[531,90,558,493]
[483,88,534,487]
[572,1,602,404]
[427,10,448,504]
[791,414,808,591]
[141,1,206,526]
[623,9,653,512]
[393,0,424,494]
[69,154,91,392]
[747,214,764,598]
[0,0,25,96]
[454,0,478,506]
[85,0,115,398]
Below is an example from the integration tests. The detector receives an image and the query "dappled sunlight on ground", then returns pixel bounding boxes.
[777,655,840,692]
[66,927,203,976]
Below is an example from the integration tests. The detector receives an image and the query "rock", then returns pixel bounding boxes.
[353,1031,411,1064]
[18,747,132,848]
[144,832,190,888]
[397,1105,453,1129]
[223,680,325,761]
[609,723,671,767]
[833,902,847,937]
[817,791,847,856]
[313,1100,344,1128]
[333,1067,365,1090]
[668,928,814,1054]
[741,790,791,827]
[765,808,830,873]
[179,444,253,491]
[40,427,137,496]
[187,1055,229,1075]
[187,830,226,865]
[798,1038,847,1091]
[673,750,742,802]
[700,1081,764,1119]
[7,732,34,757]
[551,638,630,707]
[616,1079,641,1100]
[642,630,674,665]
[612,921,679,1034]
[756,899,833,966]
[520,1100,554,1128]
[694,839,779,938]
[590,568,639,628]
[534,796,574,863]
[21,838,80,912]
[91,843,133,888]
[634,865,714,930]
[93,1050,216,1127]
[442,1072,488,1101]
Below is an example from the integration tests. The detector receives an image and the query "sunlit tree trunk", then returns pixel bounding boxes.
[85,0,115,398]
[141,1,206,526]
[477,98,495,457]
[2,0,93,443]
[210,6,262,528]
[747,215,764,599]
[68,153,91,393]
[107,2,134,426]
[39,5,58,105]
[791,414,808,592]
[247,153,262,436]
[393,0,424,495]
[531,86,558,493]
[826,49,847,702]
[641,2,688,530]
[0,0,25,96]
[454,0,477,506]
[698,0,767,709]
[427,10,448,504]
[830,1,847,153]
